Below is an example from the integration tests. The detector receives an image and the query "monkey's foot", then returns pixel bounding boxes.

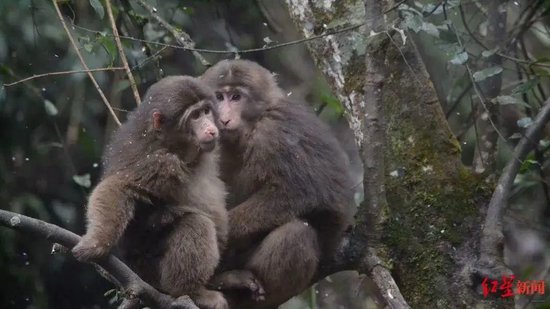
[171,295,200,309]
[208,270,266,302]
[72,237,109,262]
[117,298,140,309]
[191,289,228,309]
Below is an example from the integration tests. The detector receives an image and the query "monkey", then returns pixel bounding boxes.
[71,76,229,309]
[200,60,354,308]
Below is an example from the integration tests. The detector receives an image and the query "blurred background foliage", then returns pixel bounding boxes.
[0,0,549,308]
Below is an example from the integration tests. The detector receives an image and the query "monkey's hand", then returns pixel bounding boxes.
[208,270,266,302]
[72,236,110,262]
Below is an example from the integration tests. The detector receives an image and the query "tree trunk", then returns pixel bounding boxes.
[285,1,501,307]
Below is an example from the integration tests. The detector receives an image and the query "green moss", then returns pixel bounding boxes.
[376,67,494,305]
[343,53,366,95]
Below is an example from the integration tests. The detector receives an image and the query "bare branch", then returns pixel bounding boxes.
[477,97,550,275]
[52,0,121,126]
[72,17,365,56]
[105,0,141,105]
[3,67,126,87]
[133,0,210,66]
[0,209,197,309]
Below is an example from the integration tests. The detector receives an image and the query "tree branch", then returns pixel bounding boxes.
[477,97,550,276]
[358,0,409,307]
[72,16,365,56]
[52,0,121,126]
[0,209,197,309]
[3,67,126,87]
[105,0,141,105]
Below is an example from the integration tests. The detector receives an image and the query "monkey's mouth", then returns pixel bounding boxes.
[220,127,240,136]
[200,140,217,152]
[220,126,238,133]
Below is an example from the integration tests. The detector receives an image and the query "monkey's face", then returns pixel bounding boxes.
[182,101,219,152]
[214,86,263,136]
[152,100,219,153]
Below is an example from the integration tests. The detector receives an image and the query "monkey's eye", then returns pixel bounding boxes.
[231,94,241,101]
[215,93,224,101]
[190,110,201,120]
[204,106,210,115]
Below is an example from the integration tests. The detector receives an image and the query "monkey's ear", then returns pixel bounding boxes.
[152,110,164,130]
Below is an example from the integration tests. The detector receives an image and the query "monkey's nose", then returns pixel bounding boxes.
[220,119,230,126]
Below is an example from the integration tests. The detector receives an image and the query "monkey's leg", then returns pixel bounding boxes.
[220,220,320,309]
[157,213,220,297]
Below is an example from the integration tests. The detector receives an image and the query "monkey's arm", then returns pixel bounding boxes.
[228,188,297,249]
[72,175,135,261]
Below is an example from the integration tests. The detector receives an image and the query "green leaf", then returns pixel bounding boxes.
[83,43,94,53]
[0,64,12,75]
[44,99,58,116]
[89,0,105,19]
[494,96,530,108]
[320,94,344,115]
[517,117,533,128]
[472,66,503,82]
[532,57,550,65]
[450,51,468,65]
[511,78,539,95]
[422,3,443,15]
[519,159,540,173]
[421,22,440,37]
[73,174,91,188]
[98,34,117,65]
[403,13,423,32]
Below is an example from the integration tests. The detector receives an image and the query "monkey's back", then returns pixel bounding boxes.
[223,101,354,254]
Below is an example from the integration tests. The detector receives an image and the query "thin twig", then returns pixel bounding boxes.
[3,67,126,87]
[105,0,141,105]
[0,209,198,309]
[72,21,365,55]
[498,53,550,69]
[52,0,121,126]
[385,0,408,13]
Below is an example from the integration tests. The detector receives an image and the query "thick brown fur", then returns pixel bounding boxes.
[72,76,228,309]
[201,60,354,308]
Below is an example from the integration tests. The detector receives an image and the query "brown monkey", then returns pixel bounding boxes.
[201,60,354,308]
[72,76,228,309]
